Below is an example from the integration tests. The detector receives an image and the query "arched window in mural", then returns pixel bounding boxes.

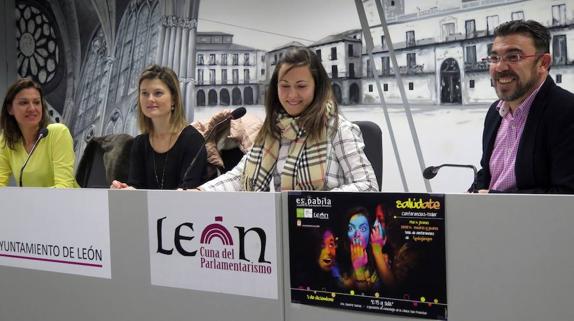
[106,0,159,111]
[220,88,230,106]
[332,83,343,104]
[146,4,161,66]
[115,11,136,102]
[208,89,218,106]
[74,125,97,162]
[105,109,124,135]
[349,83,360,104]
[15,0,63,92]
[129,2,160,92]
[440,58,462,104]
[197,90,206,106]
[232,87,242,105]
[124,102,139,136]
[128,4,151,92]
[244,87,254,105]
[73,28,109,137]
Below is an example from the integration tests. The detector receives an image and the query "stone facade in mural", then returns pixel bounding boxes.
[9,0,200,160]
[194,32,266,108]
[194,0,573,106]
[14,0,66,124]
[358,0,574,105]
[5,0,574,163]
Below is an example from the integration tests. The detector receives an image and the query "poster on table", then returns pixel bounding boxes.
[288,191,447,320]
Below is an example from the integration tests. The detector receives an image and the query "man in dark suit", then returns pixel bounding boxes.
[474,20,574,194]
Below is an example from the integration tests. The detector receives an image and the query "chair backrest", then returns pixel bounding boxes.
[220,147,244,173]
[354,121,382,190]
[75,134,134,188]
[75,139,108,188]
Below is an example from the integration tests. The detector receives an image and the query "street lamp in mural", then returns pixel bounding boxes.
[15,1,62,92]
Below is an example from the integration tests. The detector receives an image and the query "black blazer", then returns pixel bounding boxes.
[475,76,574,194]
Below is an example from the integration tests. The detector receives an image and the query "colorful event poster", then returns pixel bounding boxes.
[288,192,447,320]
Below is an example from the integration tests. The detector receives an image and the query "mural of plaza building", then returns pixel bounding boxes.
[194,32,266,107]
[263,31,369,105]
[358,0,574,105]
[1,0,572,162]
[259,0,573,106]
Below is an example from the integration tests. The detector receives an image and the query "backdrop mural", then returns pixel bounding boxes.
[1,0,573,192]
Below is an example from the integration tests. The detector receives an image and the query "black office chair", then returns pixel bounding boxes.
[76,134,134,188]
[220,147,244,173]
[354,121,382,191]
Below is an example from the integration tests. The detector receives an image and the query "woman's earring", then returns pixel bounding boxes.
[171,105,175,112]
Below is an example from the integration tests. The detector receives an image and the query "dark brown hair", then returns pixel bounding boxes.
[1,78,50,150]
[257,47,338,142]
[494,20,550,54]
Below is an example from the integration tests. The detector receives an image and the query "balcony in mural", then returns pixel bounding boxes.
[445,33,465,42]
[464,61,489,72]
[391,64,425,75]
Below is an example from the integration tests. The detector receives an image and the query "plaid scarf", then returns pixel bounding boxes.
[242,103,335,191]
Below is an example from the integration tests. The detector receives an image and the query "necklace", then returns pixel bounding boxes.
[151,133,174,190]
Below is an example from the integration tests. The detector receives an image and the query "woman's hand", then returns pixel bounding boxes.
[110,180,134,190]
[351,238,368,270]
[370,219,396,288]
[371,219,386,255]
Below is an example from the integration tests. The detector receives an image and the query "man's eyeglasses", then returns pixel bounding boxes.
[484,53,543,64]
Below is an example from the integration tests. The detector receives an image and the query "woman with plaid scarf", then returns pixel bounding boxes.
[197,47,378,192]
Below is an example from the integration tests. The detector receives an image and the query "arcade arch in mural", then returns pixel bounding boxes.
[220,88,230,106]
[332,83,342,104]
[440,58,462,104]
[197,89,206,106]
[232,87,242,105]
[349,83,360,104]
[208,89,217,106]
[244,87,254,105]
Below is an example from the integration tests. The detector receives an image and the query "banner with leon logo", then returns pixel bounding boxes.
[147,192,280,299]
[288,191,447,320]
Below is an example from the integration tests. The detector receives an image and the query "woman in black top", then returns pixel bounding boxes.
[111,65,206,190]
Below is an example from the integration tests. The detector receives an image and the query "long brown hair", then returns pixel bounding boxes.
[137,64,186,134]
[257,47,338,143]
[1,78,50,150]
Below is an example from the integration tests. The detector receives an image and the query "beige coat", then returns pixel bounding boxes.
[191,110,262,169]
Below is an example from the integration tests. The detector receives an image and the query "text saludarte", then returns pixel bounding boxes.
[395,198,441,210]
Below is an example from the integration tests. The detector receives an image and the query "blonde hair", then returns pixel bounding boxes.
[137,65,186,134]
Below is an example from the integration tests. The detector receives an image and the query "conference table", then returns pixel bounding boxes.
[0,188,572,321]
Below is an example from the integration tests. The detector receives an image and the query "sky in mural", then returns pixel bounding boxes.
[198,0,461,51]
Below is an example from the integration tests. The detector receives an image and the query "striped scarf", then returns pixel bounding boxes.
[242,103,335,191]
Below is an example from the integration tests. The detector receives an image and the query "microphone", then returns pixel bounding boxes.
[423,163,478,192]
[19,127,49,187]
[230,107,247,120]
[181,107,246,189]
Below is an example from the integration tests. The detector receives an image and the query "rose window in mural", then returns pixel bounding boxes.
[15,2,60,87]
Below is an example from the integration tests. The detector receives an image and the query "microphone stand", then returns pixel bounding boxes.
[180,107,246,189]
[423,163,478,193]
[19,128,49,187]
